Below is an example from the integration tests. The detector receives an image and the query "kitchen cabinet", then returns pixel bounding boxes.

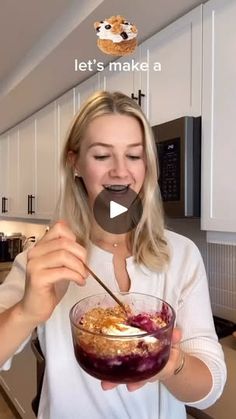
[201,0,236,233]
[0,341,37,419]
[35,102,58,219]
[56,88,76,194]
[7,128,19,217]
[100,5,202,125]
[75,72,101,111]
[57,88,75,157]
[18,116,36,218]
[0,134,9,215]
[101,46,147,115]
[0,128,21,218]
[144,5,202,126]
[1,105,58,221]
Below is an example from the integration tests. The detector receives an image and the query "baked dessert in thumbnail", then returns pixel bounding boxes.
[94,15,138,56]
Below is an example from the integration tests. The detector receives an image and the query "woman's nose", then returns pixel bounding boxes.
[109,157,129,177]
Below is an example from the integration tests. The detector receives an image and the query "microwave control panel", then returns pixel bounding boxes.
[157,137,180,201]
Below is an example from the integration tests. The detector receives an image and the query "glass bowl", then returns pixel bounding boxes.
[70,292,175,383]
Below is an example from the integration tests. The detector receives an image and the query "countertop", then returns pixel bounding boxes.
[0,262,12,284]
[0,261,13,272]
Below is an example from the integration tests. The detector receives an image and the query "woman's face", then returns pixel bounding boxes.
[76,114,146,205]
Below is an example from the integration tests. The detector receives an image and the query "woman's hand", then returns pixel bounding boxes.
[101,328,182,392]
[19,221,88,325]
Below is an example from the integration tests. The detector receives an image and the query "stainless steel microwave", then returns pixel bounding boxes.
[152,116,201,217]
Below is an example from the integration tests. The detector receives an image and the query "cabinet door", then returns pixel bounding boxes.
[75,73,101,111]
[101,52,138,99]
[100,47,148,114]
[8,127,19,216]
[201,0,236,232]
[35,102,57,219]
[146,5,202,126]
[18,117,36,217]
[0,134,9,215]
[57,88,76,195]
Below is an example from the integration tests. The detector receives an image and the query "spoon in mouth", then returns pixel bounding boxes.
[83,262,127,314]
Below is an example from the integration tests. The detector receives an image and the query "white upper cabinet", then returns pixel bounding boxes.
[35,102,58,219]
[57,88,75,155]
[0,134,9,215]
[7,127,19,217]
[101,46,148,115]
[201,0,236,233]
[18,116,36,218]
[145,5,202,126]
[75,73,101,111]
[56,88,76,194]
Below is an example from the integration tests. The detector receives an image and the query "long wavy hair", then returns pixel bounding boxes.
[56,91,169,271]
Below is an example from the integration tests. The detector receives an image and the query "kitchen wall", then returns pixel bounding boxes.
[0,220,47,240]
[166,218,236,323]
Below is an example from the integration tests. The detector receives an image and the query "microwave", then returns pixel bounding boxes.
[152,116,201,218]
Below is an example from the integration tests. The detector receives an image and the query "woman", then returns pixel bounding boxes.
[0,91,226,419]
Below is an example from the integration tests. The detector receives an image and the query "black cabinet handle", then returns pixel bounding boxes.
[31,195,35,214]
[131,92,138,101]
[131,90,145,106]
[28,195,30,214]
[28,195,35,214]
[138,89,145,106]
[1,197,8,213]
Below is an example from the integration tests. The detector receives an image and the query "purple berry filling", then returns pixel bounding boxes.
[74,344,170,383]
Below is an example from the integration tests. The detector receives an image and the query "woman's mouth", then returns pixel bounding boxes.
[103,184,130,192]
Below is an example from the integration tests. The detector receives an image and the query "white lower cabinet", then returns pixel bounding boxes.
[201,0,236,233]
[0,342,37,419]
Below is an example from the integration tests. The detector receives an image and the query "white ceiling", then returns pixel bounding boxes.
[0,0,207,134]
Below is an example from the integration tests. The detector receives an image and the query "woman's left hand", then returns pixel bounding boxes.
[101,327,182,392]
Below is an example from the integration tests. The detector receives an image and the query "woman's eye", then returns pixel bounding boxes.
[94,155,109,160]
[127,155,141,160]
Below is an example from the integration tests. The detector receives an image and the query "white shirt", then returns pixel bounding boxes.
[0,231,226,419]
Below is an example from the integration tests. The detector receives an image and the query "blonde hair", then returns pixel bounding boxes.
[57,91,169,271]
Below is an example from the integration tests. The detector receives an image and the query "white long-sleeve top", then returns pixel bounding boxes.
[0,231,226,419]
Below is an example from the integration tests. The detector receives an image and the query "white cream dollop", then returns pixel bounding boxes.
[96,21,137,43]
[102,323,157,343]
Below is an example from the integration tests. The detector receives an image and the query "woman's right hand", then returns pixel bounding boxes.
[19,221,88,325]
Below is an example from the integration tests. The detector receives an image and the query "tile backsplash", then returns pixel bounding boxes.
[167,218,236,323]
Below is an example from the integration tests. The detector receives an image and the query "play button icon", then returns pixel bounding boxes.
[93,187,143,234]
[110,201,128,219]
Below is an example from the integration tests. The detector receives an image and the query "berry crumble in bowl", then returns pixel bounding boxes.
[70,293,175,383]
